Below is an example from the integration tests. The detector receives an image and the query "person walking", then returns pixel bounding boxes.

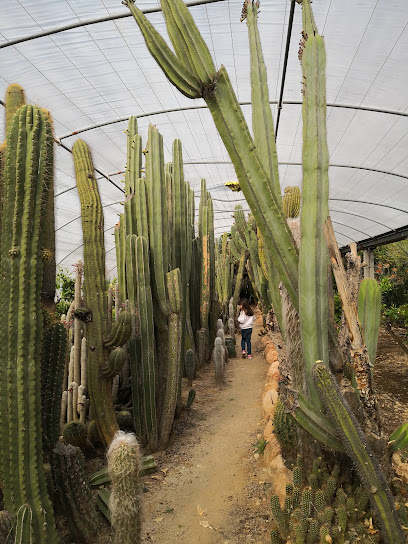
[238,299,255,359]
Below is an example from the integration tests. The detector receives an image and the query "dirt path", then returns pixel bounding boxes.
[141,317,272,543]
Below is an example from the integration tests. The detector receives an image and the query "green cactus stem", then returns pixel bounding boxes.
[146,124,171,316]
[158,268,182,450]
[73,139,131,447]
[41,322,68,449]
[115,215,127,307]
[298,0,330,409]
[185,348,196,387]
[4,84,26,134]
[0,105,59,542]
[214,337,224,384]
[124,116,143,238]
[358,278,381,368]
[389,423,408,452]
[51,442,99,543]
[133,234,158,451]
[125,0,299,309]
[244,0,281,205]
[313,363,404,544]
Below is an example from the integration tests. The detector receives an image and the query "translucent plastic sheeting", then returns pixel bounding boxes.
[0,0,407,277]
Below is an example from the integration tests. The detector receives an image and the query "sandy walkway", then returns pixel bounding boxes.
[141,317,271,543]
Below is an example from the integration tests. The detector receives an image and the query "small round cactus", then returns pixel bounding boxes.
[62,421,87,449]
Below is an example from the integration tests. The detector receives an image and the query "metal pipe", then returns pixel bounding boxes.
[275,0,296,137]
[0,0,226,50]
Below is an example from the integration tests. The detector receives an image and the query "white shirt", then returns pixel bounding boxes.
[238,311,255,330]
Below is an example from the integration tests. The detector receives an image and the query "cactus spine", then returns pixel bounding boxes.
[0,105,58,541]
[358,278,381,368]
[73,139,131,447]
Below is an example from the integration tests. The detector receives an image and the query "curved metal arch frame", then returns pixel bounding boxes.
[0,0,226,50]
[55,101,408,142]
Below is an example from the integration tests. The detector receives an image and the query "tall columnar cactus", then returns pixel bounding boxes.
[124,116,143,237]
[298,0,329,408]
[73,139,131,448]
[41,322,68,448]
[107,431,142,544]
[197,202,210,365]
[146,124,171,317]
[358,278,381,368]
[125,0,299,309]
[159,268,182,449]
[213,337,224,384]
[133,234,158,451]
[0,105,59,541]
[50,443,99,543]
[313,363,404,543]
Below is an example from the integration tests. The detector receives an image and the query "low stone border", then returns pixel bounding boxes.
[259,334,292,504]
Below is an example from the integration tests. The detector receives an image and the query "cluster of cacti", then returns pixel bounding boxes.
[212,319,227,383]
[60,260,89,431]
[126,2,404,541]
[270,458,380,544]
[114,119,217,451]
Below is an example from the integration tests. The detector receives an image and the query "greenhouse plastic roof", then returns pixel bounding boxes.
[1,0,408,277]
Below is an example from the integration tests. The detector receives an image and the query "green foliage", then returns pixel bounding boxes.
[253,438,268,455]
[55,266,75,317]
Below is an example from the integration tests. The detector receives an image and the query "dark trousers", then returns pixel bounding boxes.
[241,328,253,355]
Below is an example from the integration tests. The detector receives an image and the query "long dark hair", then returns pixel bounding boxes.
[239,298,254,316]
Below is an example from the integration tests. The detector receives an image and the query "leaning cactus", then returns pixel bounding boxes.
[73,139,131,447]
[0,105,59,542]
[158,268,182,449]
[358,278,381,368]
[107,431,142,544]
[313,363,404,543]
